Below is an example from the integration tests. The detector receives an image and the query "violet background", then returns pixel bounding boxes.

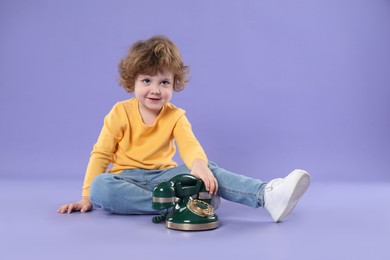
[1,0,389,183]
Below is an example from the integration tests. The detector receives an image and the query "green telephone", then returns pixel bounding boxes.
[152,174,219,231]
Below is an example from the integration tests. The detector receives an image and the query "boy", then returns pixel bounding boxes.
[58,35,310,222]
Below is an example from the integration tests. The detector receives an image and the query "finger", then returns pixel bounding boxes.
[80,206,89,213]
[67,203,74,214]
[80,204,91,213]
[208,178,215,195]
[58,205,67,214]
[214,177,219,195]
[205,176,215,195]
[204,178,212,194]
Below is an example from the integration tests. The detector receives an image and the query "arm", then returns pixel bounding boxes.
[81,103,126,197]
[191,158,218,195]
[58,103,126,214]
[174,115,218,195]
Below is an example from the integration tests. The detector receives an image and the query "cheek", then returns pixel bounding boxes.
[162,89,173,100]
[134,86,147,97]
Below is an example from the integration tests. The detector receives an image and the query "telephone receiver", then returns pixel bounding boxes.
[152,174,219,231]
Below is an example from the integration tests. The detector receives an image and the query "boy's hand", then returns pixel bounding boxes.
[190,159,218,195]
[57,197,92,214]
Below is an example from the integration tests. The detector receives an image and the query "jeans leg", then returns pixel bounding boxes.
[208,162,266,208]
[89,162,266,214]
[149,162,266,208]
[89,166,192,215]
[90,172,160,214]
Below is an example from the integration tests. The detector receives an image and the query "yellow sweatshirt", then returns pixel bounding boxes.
[82,98,208,197]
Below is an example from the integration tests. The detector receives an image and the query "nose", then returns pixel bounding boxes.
[150,84,161,95]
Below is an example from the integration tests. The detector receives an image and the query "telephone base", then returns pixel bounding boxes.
[166,221,219,231]
[164,201,219,231]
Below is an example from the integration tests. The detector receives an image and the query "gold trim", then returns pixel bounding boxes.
[187,199,215,217]
[166,221,219,231]
[152,197,177,203]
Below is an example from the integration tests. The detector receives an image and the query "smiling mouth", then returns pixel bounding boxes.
[147,97,161,101]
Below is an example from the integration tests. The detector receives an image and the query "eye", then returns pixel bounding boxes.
[142,79,151,85]
[160,80,171,87]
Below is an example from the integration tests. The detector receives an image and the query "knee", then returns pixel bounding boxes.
[90,174,109,195]
[90,174,117,205]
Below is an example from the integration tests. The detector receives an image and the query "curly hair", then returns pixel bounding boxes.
[118,35,189,92]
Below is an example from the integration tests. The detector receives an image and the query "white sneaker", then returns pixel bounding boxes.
[264,169,311,222]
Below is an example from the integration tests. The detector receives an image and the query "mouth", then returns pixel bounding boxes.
[147,97,161,101]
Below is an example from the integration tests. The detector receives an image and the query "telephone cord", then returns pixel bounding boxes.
[152,211,168,224]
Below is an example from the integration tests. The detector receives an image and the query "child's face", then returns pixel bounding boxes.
[134,69,174,115]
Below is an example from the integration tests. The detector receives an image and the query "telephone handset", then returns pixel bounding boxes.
[152,174,219,231]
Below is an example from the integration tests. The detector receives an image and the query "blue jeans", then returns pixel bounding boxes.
[90,162,266,214]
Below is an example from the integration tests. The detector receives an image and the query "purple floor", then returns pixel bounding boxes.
[1,179,389,260]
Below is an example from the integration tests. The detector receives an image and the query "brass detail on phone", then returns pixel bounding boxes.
[166,221,219,231]
[152,197,178,203]
[187,199,215,217]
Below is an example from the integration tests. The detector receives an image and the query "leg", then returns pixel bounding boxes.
[208,162,267,208]
[90,172,159,214]
[89,165,192,214]
[208,162,311,222]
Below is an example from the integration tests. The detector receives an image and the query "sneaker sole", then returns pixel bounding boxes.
[271,170,311,222]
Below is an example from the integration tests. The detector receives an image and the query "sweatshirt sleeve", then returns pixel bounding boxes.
[81,103,127,197]
[173,114,208,169]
